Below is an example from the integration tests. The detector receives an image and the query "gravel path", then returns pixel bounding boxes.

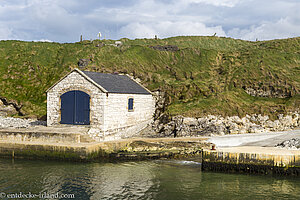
[0,116,46,128]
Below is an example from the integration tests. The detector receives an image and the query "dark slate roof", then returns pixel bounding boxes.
[82,71,151,94]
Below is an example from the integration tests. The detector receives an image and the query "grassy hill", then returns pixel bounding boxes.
[0,36,299,119]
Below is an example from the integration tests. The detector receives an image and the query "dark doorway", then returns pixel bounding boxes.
[60,90,90,125]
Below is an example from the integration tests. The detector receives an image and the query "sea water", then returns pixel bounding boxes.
[0,158,299,200]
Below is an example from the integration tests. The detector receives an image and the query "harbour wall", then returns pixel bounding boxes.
[202,147,300,176]
[0,128,300,176]
[0,137,209,161]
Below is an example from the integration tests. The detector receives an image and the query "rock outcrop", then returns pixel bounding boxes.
[244,86,295,98]
[78,59,90,69]
[141,91,300,137]
[0,100,17,117]
[150,113,300,137]
[242,81,298,98]
[0,97,23,116]
[149,45,179,52]
[276,138,300,149]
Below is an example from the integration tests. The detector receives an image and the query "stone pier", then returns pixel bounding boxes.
[202,146,300,175]
[0,127,210,161]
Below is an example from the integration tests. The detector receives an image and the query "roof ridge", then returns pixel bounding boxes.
[47,68,151,95]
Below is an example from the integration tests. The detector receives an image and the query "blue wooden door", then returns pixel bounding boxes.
[60,90,90,125]
[60,91,75,124]
[74,91,90,125]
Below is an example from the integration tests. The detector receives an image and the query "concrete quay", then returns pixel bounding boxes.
[0,127,210,161]
[1,126,300,176]
[202,147,300,175]
[203,130,300,175]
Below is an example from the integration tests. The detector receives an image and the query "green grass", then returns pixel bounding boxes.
[0,36,299,118]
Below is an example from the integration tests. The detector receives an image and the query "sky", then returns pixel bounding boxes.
[0,0,299,43]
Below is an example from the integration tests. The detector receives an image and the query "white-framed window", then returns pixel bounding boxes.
[128,98,134,111]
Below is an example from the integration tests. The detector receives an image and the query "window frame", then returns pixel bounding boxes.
[128,97,134,112]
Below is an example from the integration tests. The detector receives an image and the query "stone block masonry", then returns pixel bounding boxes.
[202,147,300,176]
[47,70,155,140]
[88,93,155,141]
[0,131,210,161]
[103,93,154,131]
[47,70,105,127]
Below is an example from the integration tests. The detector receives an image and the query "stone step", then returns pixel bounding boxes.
[0,129,81,143]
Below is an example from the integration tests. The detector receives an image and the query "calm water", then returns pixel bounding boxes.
[0,158,299,200]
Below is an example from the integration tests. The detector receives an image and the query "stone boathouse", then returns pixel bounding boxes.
[46,68,155,140]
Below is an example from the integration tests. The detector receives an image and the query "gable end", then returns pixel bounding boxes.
[46,69,108,93]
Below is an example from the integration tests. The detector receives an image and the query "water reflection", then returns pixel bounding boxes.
[86,162,156,199]
[0,158,299,200]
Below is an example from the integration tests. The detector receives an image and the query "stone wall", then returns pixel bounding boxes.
[0,130,81,143]
[47,70,155,141]
[47,70,105,127]
[202,148,300,175]
[87,93,155,141]
[86,93,155,141]
[103,93,155,131]
[89,119,153,141]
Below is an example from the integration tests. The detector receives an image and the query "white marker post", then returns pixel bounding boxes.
[98,32,102,40]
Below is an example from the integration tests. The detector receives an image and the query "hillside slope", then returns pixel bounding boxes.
[0,36,299,118]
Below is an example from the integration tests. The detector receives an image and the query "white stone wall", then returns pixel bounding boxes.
[47,70,155,139]
[47,71,105,127]
[102,93,155,133]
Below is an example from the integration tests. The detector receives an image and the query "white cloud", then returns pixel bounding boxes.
[183,0,244,7]
[0,0,299,42]
[0,26,14,40]
[228,17,300,41]
[119,21,226,39]
[119,23,156,38]
[33,39,53,42]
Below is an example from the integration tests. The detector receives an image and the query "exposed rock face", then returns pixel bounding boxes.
[243,83,297,98]
[276,138,300,149]
[152,90,169,121]
[143,91,300,137]
[149,45,179,52]
[151,113,300,137]
[0,101,17,117]
[95,42,104,48]
[0,97,23,116]
[77,59,90,69]
[244,87,291,98]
